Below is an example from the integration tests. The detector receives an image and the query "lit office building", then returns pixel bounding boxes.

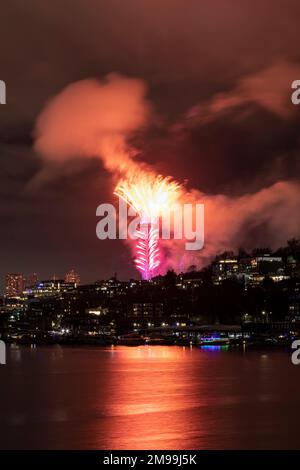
[65,269,80,286]
[5,273,25,297]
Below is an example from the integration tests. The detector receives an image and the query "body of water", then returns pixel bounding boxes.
[0,345,299,449]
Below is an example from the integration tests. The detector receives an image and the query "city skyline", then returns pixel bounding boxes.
[3,237,299,292]
[1,2,300,291]
[1,239,299,343]
[1,1,300,454]
[2,268,81,295]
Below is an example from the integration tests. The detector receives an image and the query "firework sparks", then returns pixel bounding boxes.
[114,174,181,279]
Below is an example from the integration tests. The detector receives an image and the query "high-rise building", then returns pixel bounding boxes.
[64,269,80,286]
[5,273,25,297]
[25,273,38,288]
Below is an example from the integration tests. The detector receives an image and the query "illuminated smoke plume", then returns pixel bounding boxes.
[161,180,300,273]
[186,61,300,124]
[34,74,152,176]
[33,74,181,278]
[34,73,300,277]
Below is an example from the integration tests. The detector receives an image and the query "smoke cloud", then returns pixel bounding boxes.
[33,73,300,274]
[34,74,152,176]
[162,180,300,272]
[186,60,300,125]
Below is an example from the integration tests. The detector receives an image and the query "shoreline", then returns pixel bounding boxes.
[4,340,293,352]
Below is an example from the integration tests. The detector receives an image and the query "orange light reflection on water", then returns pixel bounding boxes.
[97,345,207,449]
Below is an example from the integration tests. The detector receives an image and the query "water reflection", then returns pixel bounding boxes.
[199,345,229,351]
[1,345,300,449]
[98,346,207,449]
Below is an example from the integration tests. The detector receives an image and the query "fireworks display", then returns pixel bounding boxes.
[134,221,159,280]
[33,75,300,282]
[114,174,181,279]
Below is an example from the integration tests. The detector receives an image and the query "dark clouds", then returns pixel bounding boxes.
[0,0,300,287]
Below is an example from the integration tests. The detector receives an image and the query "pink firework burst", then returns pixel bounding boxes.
[114,173,181,279]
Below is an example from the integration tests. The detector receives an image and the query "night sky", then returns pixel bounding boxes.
[0,0,300,290]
